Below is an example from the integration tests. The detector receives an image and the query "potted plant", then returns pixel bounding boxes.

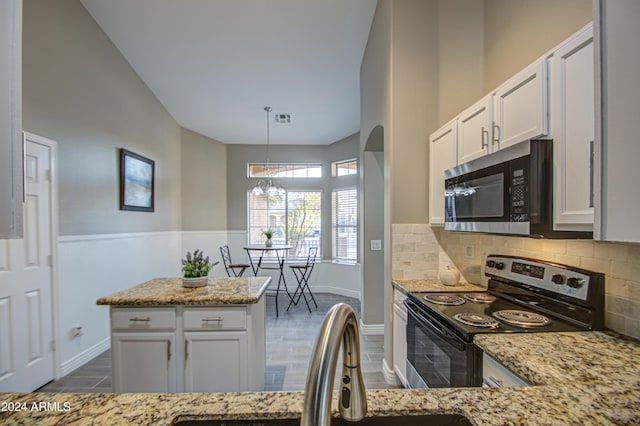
[181,249,213,288]
[262,229,274,247]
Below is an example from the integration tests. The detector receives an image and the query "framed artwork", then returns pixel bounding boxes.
[120,148,155,212]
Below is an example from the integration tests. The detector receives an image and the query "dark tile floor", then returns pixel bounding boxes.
[37,293,398,393]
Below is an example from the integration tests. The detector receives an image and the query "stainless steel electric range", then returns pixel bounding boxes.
[404,254,605,388]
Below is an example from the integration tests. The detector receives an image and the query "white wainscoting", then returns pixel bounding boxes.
[57,231,182,378]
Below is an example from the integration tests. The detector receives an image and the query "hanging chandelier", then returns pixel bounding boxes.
[251,106,285,199]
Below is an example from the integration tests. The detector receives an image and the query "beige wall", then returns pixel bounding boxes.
[23,0,182,235]
[484,0,592,91]
[180,128,227,231]
[390,0,439,225]
[438,0,485,124]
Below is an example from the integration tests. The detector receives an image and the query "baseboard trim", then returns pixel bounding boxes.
[311,285,360,300]
[359,320,384,336]
[59,337,110,378]
[382,358,400,386]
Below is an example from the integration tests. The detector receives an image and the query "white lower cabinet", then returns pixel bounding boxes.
[392,289,408,387]
[109,300,265,393]
[482,353,529,388]
[112,332,177,393]
[184,331,247,392]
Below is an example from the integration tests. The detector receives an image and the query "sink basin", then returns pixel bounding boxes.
[173,414,472,425]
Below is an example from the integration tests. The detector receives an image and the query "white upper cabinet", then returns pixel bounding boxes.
[549,24,594,231]
[594,0,640,242]
[429,118,457,225]
[0,0,23,239]
[457,96,492,164]
[493,60,549,150]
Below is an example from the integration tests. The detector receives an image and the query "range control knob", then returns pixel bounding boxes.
[551,274,566,285]
[567,277,585,288]
[486,260,496,268]
[495,262,505,270]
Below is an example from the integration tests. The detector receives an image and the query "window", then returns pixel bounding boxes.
[332,188,357,262]
[248,191,322,258]
[248,163,322,178]
[331,159,357,176]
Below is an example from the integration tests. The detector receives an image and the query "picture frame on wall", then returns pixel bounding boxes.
[120,148,155,212]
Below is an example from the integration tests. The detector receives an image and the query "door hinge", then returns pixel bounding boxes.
[49,339,56,352]
[45,169,52,181]
[47,255,53,267]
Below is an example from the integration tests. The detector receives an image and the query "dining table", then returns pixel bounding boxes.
[243,244,293,316]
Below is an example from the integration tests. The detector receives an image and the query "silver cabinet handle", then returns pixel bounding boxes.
[129,317,151,322]
[185,340,189,361]
[21,131,26,203]
[167,341,172,361]
[589,140,595,208]
[492,123,501,146]
[481,126,489,149]
[485,375,504,388]
[202,317,223,323]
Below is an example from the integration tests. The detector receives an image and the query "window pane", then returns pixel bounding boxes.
[248,190,321,259]
[332,189,358,262]
[248,163,323,178]
[332,159,358,177]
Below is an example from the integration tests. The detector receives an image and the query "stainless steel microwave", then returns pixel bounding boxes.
[444,139,591,238]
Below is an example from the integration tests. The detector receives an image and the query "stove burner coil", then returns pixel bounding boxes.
[463,293,496,304]
[493,310,551,327]
[423,294,465,306]
[453,313,499,328]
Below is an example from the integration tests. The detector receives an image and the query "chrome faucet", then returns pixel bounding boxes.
[301,303,367,426]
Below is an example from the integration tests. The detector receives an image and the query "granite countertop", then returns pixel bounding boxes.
[392,278,485,294]
[96,276,272,306]
[2,331,638,425]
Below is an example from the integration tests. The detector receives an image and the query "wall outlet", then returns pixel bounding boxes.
[370,240,382,251]
[464,245,475,258]
[71,325,83,338]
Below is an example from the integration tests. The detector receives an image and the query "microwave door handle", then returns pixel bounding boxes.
[405,301,465,351]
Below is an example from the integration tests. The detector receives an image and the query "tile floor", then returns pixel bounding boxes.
[36,293,398,393]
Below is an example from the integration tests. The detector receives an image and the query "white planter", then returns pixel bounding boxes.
[182,276,208,288]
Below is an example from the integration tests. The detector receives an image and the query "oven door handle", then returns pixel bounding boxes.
[404,300,465,351]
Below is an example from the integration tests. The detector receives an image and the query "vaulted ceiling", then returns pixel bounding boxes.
[80,0,377,145]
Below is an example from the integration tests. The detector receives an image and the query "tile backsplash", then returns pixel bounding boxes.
[392,223,640,340]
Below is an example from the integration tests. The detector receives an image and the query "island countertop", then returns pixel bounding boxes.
[96,276,272,306]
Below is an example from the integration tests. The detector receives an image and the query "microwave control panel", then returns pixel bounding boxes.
[510,168,528,222]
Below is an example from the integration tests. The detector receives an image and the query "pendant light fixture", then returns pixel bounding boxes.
[251,106,285,199]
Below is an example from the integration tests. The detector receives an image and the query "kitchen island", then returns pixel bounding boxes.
[1,330,638,425]
[95,276,271,394]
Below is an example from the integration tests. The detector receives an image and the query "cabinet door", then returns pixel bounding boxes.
[457,96,491,163]
[184,331,247,392]
[493,60,548,150]
[0,0,23,239]
[111,332,177,393]
[392,295,407,387]
[550,25,594,231]
[429,119,457,225]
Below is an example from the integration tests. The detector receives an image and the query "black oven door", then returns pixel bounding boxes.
[405,300,481,388]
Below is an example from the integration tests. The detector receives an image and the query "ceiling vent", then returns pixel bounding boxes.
[274,113,291,124]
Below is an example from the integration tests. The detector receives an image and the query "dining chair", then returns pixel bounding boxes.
[286,247,318,313]
[219,245,250,277]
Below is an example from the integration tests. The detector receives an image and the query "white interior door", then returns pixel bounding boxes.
[0,134,55,392]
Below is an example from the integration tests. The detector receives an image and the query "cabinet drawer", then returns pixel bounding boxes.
[184,307,247,331]
[393,289,407,307]
[111,307,176,331]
